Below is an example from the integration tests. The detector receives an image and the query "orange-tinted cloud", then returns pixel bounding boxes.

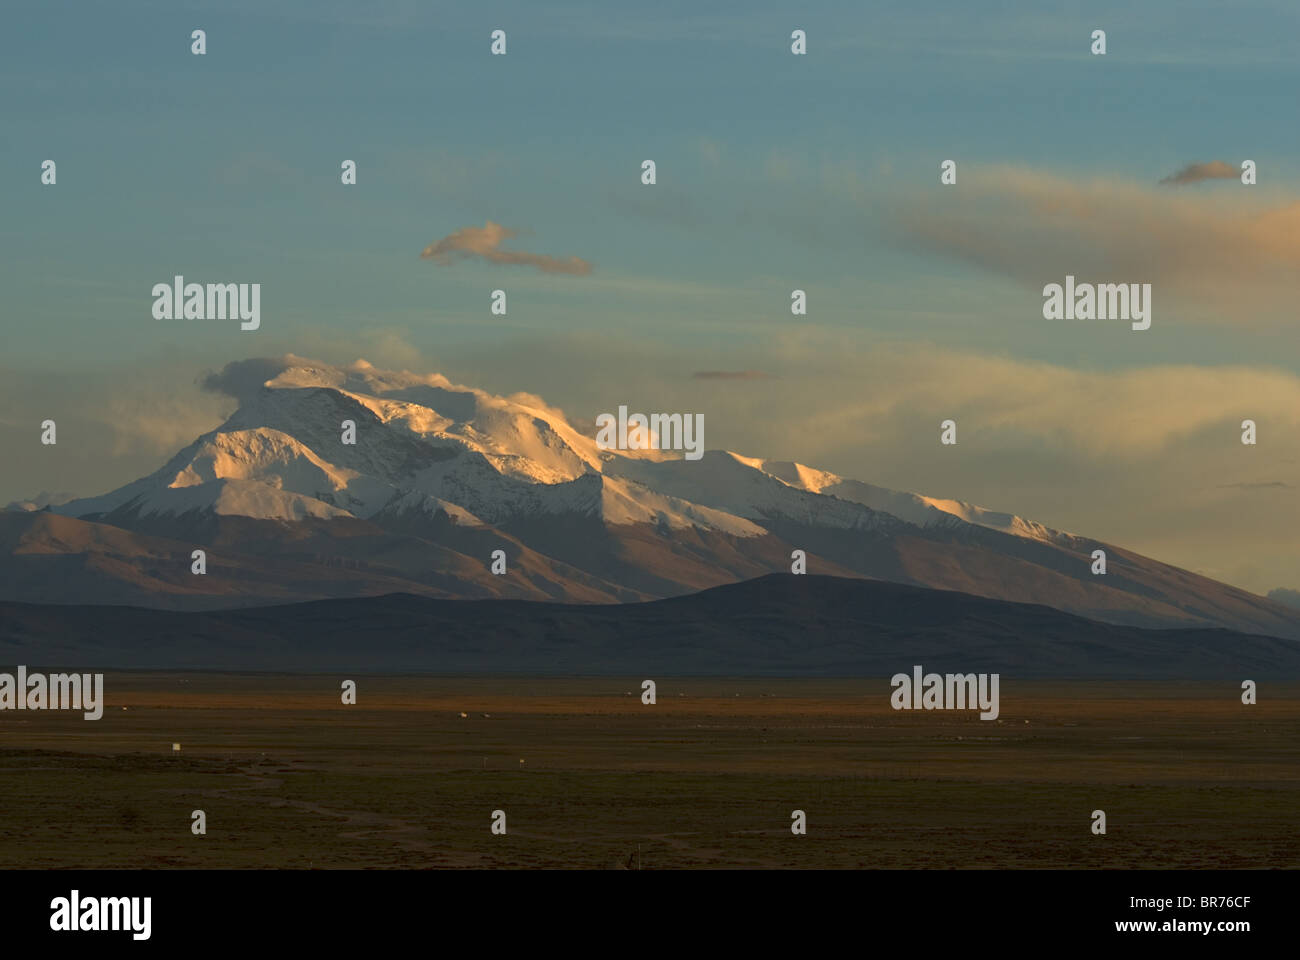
[888,166,1300,322]
[420,221,592,275]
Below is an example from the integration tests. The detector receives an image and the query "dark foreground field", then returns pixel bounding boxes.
[2,675,1297,869]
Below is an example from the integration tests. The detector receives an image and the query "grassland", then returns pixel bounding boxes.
[2,675,1297,869]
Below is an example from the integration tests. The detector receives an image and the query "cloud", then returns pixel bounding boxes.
[200,356,302,400]
[692,370,774,380]
[420,221,592,275]
[0,358,233,504]
[888,166,1300,322]
[749,339,1300,461]
[1159,161,1238,185]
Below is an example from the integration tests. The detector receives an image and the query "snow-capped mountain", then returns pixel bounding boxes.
[47,358,1043,538]
[6,355,1299,640]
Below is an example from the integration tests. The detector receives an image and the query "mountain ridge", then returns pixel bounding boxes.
[5,355,1298,640]
[3,574,1297,678]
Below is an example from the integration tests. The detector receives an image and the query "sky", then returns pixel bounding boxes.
[2,0,1299,595]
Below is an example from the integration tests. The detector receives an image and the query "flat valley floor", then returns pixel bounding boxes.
[2,676,1297,869]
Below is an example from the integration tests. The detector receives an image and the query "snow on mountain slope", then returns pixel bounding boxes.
[375,471,765,535]
[257,361,604,480]
[44,356,1065,545]
[130,477,354,521]
[753,460,1068,544]
[15,356,1300,637]
[604,451,904,533]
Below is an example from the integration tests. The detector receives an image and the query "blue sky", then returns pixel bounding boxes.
[2,0,1299,593]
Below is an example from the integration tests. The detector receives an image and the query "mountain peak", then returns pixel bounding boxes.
[22,354,1083,542]
[10,355,1296,638]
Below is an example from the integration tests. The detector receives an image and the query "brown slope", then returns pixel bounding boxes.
[754,514,1300,639]
[3,574,1298,678]
[5,504,1298,641]
[0,511,635,609]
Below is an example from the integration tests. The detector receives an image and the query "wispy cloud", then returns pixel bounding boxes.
[888,166,1300,322]
[1160,161,1238,185]
[420,222,592,275]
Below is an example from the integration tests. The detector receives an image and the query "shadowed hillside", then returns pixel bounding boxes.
[3,574,1298,679]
